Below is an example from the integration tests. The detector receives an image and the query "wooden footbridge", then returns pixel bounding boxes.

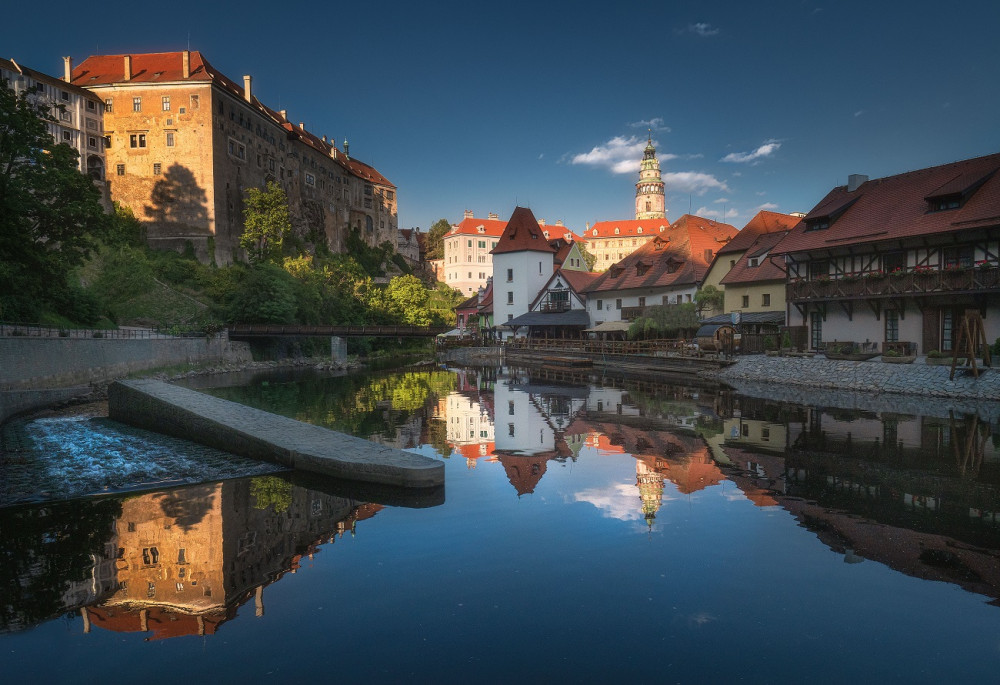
[228,323,452,339]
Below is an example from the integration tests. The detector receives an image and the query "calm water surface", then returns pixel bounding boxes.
[2,364,999,683]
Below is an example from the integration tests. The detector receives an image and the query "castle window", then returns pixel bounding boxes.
[132,97,141,112]
[104,98,112,113]
[86,100,95,110]
[129,133,146,148]
[116,164,125,176]
[153,163,161,175]
[166,132,175,147]
[161,96,170,111]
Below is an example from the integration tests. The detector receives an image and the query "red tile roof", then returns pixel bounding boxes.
[448,217,508,238]
[583,218,670,240]
[719,230,790,285]
[490,207,557,255]
[560,269,601,292]
[718,210,802,255]
[583,214,736,293]
[776,152,1000,255]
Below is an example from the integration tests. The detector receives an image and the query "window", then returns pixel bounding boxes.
[178,548,187,564]
[942,311,954,351]
[506,268,513,282]
[885,310,899,342]
[748,257,759,267]
[507,292,514,304]
[468,240,472,247]
[810,311,823,350]
[882,251,906,274]
[153,163,161,175]
[104,98,112,113]
[943,246,973,269]
[86,100,96,111]
[61,131,71,142]
[61,90,69,101]
[166,132,175,146]
[638,296,645,307]
[86,118,98,130]
[129,133,146,148]
[616,299,622,310]
[478,240,485,248]
[597,300,603,310]
[742,295,749,308]
[132,96,141,112]
[509,401,515,415]
[116,164,125,176]
[162,96,170,111]
[762,293,771,307]
[305,173,315,186]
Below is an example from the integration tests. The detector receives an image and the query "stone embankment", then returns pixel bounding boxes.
[109,379,444,488]
[707,355,1000,405]
[440,346,504,365]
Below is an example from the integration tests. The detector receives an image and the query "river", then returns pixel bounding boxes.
[1,363,998,683]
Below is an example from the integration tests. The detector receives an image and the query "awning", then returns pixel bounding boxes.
[436,328,464,337]
[584,320,632,333]
[504,309,591,328]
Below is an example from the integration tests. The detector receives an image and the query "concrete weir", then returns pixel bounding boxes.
[108,380,444,488]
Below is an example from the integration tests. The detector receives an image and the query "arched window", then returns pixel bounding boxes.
[365,216,374,233]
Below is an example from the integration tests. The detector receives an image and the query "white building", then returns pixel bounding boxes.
[490,207,558,339]
[1,56,107,180]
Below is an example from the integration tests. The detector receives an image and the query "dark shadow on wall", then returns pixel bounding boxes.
[143,163,209,233]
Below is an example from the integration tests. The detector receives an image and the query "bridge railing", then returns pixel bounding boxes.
[227,324,452,338]
[0,322,211,339]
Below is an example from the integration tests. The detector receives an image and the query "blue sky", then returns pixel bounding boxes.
[4,0,999,235]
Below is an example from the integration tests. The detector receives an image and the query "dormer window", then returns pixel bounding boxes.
[637,227,643,234]
[609,266,624,279]
[592,229,598,236]
[544,231,550,238]
[748,257,759,267]
[805,218,830,231]
[477,225,485,233]
[928,195,961,212]
[925,169,995,212]
[614,228,620,235]
[636,263,649,277]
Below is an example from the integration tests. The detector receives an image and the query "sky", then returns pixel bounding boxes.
[3,0,999,235]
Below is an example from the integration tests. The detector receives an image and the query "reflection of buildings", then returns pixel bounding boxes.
[445,368,496,468]
[60,478,381,640]
[718,404,1000,604]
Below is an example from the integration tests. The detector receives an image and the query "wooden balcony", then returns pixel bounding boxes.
[788,267,1000,301]
[538,300,571,313]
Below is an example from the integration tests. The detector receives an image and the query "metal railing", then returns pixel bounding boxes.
[0,322,212,339]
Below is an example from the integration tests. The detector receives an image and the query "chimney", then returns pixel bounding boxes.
[464,209,474,219]
[182,50,190,78]
[62,56,72,83]
[279,109,287,121]
[847,174,869,192]
[242,75,252,102]
[555,220,563,226]
[299,122,305,131]
[538,218,546,226]
[322,135,327,143]
[123,55,132,80]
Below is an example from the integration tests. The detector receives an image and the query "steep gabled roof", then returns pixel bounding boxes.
[490,207,556,255]
[775,152,1000,255]
[582,215,736,294]
[718,210,802,255]
[719,230,790,285]
[528,268,600,310]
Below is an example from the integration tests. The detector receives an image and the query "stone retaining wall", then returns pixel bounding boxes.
[0,335,252,391]
[440,346,504,366]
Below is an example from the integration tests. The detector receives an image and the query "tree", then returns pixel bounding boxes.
[694,285,724,316]
[0,80,110,321]
[425,218,451,260]
[577,241,598,270]
[628,303,701,339]
[385,274,432,325]
[241,181,292,264]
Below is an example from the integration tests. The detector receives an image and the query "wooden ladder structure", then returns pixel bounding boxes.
[950,309,992,379]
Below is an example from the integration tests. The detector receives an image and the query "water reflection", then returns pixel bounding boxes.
[0,476,387,638]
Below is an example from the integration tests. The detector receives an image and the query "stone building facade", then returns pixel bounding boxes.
[70,51,396,264]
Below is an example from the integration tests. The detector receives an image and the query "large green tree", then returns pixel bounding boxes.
[0,80,109,321]
[241,180,292,264]
[425,218,451,260]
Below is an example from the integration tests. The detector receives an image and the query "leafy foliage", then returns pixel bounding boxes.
[241,181,292,264]
[628,303,701,339]
[250,476,293,513]
[425,218,451,260]
[577,241,598,270]
[694,285,723,315]
[0,80,110,321]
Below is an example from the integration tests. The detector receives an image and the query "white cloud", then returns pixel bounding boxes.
[571,135,649,174]
[688,22,720,36]
[755,202,779,211]
[574,482,645,521]
[538,153,545,160]
[721,139,782,164]
[664,171,729,195]
[696,206,739,220]
[629,117,671,132]
[731,171,742,177]
[854,110,864,117]
[713,197,729,204]
[755,191,766,196]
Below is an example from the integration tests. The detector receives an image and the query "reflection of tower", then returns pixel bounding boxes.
[636,461,665,527]
[635,133,666,220]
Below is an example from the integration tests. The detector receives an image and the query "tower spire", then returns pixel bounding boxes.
[635,133,666,220]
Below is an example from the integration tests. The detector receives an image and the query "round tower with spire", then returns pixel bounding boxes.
[635,132,666,220]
